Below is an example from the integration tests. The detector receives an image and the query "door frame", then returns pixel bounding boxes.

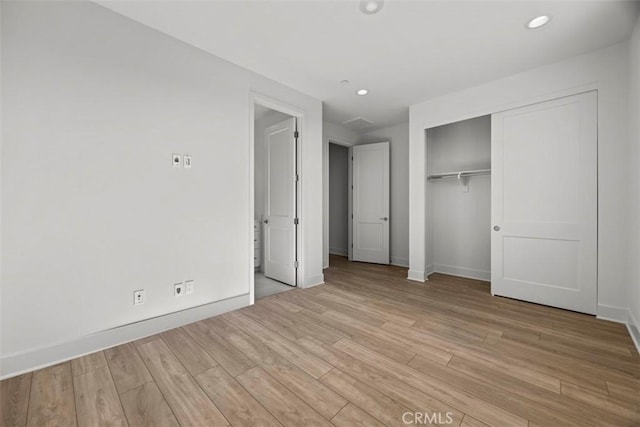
[250,92,304,304]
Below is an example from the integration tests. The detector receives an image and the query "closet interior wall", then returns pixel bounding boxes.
[426,115,492,281]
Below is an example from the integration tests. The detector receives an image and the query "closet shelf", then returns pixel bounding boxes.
[427,168,491,181]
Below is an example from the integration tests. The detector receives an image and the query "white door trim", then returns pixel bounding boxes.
[250,92,304,304]
[348,146,353,261]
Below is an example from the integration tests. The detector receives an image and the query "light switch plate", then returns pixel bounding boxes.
[185,280,194,295]
[172,154,182,168]
[184,155,192,169]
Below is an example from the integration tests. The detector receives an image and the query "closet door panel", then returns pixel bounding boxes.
[491,91,597,314]
[502,237,580,290]
[502,103,581,224]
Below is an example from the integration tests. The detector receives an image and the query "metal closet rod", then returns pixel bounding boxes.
[426,168,491,181]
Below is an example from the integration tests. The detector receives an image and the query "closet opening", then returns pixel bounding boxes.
[426,115,492,282]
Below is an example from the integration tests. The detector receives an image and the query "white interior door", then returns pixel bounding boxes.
[352,142,390,264]
[264,117,297,286]
[491,91,597,314]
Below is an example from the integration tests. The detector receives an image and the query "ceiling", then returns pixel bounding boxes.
[97,0,639,132]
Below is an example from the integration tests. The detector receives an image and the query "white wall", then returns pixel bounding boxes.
[323,121,358,267]
[627,16,640,344]
[409,42,630,317]
[1,1,323,378]
[359,122,410,267]
[328,144,349,256]
[426,116,491,280]
[254,110,291,221]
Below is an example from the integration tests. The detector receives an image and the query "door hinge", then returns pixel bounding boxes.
[351,214,353,219]
[351,156,354,161]
[296,174,299,182]
[294,130,299,138]
[294,218,299,225]
[294,261,299,269]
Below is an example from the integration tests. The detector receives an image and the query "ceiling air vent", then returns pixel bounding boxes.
[342,117,374,130]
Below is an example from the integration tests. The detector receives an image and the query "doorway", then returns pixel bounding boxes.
[253,103,298,298]
[426,115,492,281]
[328,140,391,266]
[328,143,350,258]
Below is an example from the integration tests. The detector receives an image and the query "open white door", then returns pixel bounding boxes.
[491,91,597,314]
[352,142,390,264]
[264,117,297,286]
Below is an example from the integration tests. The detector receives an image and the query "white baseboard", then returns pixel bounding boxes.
[426,264,435,276]
[432,264,491,281]
[301,274,324,289]
[596,304,628,323]
[407,270,427,282]
[329,247,348,257]
[627,310,640,353]
[595,305,639,354]
[0,293,250,380]
[390,257,409,268]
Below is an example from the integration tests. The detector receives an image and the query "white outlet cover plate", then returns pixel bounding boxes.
[185,280,194,294]
[174,282,184,297]
[172,154,182,167]
[184,155,192,168]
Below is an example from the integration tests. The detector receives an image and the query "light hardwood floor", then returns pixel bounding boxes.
[2,255,639,426]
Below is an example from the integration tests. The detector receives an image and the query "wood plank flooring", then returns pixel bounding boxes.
[2,255,638,426]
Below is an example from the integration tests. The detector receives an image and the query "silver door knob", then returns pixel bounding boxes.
[493,225,501,231]
[380,217,388,221]
[264,219,269,224]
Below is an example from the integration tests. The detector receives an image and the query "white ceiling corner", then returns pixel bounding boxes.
[96,0,639,133]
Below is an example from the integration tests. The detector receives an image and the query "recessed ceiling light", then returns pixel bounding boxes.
[356,89,368,96]
[340,79,350,85]
[526,15,551,29]
[359,0,384,15]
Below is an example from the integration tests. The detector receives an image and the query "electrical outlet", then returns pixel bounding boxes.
[134,290,145,306]
[184,155,192,169]
[185,280,194,295]
[172,154,182,168]
[174,282,184,297]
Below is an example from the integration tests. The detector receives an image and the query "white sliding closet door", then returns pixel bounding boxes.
[491,91,597,314]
